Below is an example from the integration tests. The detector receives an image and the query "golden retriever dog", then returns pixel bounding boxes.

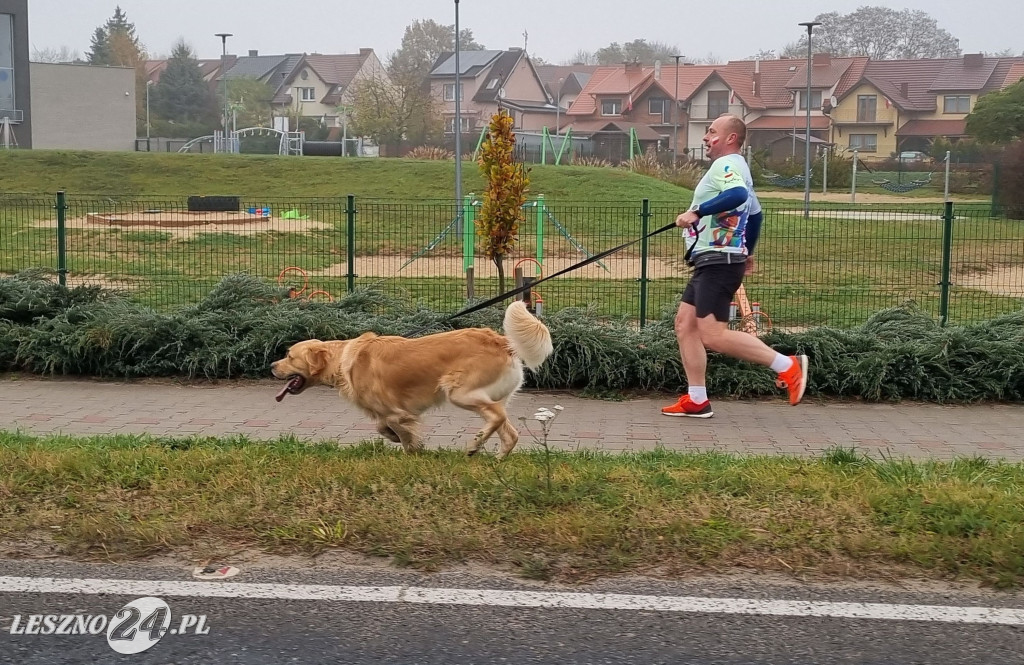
[271,301,553,459]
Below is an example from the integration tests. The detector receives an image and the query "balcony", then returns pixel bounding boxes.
[0,109,23,123]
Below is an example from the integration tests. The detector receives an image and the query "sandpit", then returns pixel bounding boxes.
[311,254,690,280]
[956,265,1024,297]
[37,210,330,239]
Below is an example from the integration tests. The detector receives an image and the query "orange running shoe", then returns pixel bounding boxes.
[661,395,714,418]
[775,354,809,405]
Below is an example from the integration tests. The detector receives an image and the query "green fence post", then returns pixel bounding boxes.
[346,194,356,293]
[463,194,475,273]
[55,190,68,287]
[639,198,651,327]
[939,200,954,326]
[536,194,545,268]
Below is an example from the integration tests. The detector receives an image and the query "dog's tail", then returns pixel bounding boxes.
[503,301,553,371]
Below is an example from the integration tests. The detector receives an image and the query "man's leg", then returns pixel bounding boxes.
[696,313,809,406]
[676,302,706,386]
[663,297,714,418]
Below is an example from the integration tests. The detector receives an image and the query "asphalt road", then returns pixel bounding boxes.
[1,559,1022,664]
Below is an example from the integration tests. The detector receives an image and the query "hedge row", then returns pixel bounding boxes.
[2,270,1022,402]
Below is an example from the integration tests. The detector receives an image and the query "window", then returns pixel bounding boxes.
[445,117,472,133]
[943,95,971,113]
[601,99,621,116]
[848,134,877,152]
[856,95,877,123]
[486,78,499,90]
[649,98,672,122]
[799,90,822,110]
[0,14,14,113]
[443,83,463,101]
[707,90,729,119]
[298,87,316,102]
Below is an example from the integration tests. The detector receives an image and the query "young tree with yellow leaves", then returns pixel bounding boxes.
[477,110,530,294]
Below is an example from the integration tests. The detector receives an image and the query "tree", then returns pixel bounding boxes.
[31,46,82,63]
[87,27,110,65]
[781,7,961,60]
[225,77,276,128]
[563,49,598,65]
[594,39,680,65]
[87,6,149,132]
[477,110,530,294]
[965,79,1024,144]
[350,68,441,148]
[388,19,484,84]
[744,49,778,61]
[150,41,215,130]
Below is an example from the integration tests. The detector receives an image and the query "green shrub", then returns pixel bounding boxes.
[2,271,1023,402]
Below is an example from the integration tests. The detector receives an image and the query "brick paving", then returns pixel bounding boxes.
[1,377,1022,460]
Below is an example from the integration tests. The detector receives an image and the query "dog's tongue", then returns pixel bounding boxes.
[274,376,303,402]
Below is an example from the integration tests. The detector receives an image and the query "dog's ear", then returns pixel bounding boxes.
[307,344,330,377]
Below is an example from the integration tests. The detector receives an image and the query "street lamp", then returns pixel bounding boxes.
[145,80,154,146]
[673,54,683,164]
[453,0,462,233]
[799,21,821,219]
[215,32,233,148]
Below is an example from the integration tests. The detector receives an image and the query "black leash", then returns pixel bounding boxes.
[406,219,680,337]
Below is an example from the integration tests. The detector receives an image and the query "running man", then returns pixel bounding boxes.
[662,114,808,418]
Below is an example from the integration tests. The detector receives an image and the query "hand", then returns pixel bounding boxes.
[675,210,700,229]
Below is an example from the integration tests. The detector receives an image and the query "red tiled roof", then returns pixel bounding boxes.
[567,64,716,116]
[746,115,830,130]
[783,58,853,89]
[929,58,998,91]
[1002,61,1024,87]
[897,119,967,137]
[833,57,869,98]
[304,53,370,86]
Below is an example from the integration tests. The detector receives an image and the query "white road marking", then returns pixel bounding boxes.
[1,576,1022,626]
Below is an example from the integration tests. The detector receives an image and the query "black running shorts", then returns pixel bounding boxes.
[681,262,746,322]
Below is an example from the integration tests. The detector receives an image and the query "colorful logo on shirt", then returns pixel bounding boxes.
[723,165,735,179]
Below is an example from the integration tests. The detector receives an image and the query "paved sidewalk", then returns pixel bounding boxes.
[1,377,1022,460]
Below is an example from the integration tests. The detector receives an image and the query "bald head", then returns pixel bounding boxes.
[719,115,747,148]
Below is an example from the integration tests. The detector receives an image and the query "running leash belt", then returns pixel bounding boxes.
[405,219,680,337]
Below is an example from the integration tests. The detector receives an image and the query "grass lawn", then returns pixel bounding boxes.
[2,151,1020,327]
[0,149,692,202]
[3,431,1023,587]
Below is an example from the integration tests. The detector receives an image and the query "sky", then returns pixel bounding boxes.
[24,0,1024,63]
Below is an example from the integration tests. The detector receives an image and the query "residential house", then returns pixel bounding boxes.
[429,48,554,139]
[144,48,387,132]
[533,64,600,132]
[0,0,30,148]
[267,49,386,130]
[830,54,1024,157]
[563,60,705,160]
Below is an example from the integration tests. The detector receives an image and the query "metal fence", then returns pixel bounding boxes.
[1,193,1022,329]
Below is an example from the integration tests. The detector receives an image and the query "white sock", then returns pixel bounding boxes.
[770,353,794,373]
[688,386,708,403]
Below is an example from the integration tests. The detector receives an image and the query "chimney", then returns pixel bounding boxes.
[654,60,662,80]
[964,52,984,67]
[900,82,909,98]
[812,52,831,66]
[359,48,373,57]
[753,71,761,97]
[248,50,258,57]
